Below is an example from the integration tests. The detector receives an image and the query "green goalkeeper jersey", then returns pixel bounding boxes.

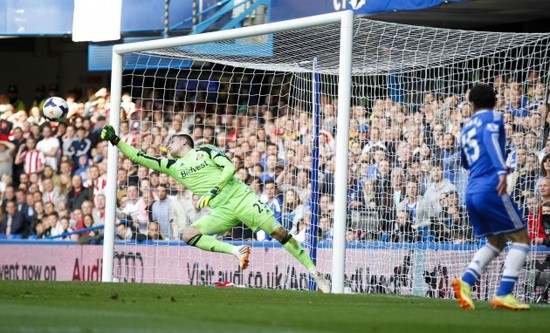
[117,141,240,206]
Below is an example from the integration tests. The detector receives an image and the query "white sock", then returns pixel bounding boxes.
[498,242,530,295]
[463,243,501,285]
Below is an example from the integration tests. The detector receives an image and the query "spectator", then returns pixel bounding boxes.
[14,188,32,229]
[511,152,538,205]
[61,125,77,157]
[49,212,67,237]
[43,201,56,217]
[423,163,456,221]
[361,126,386,154]
[35,124,60,172]
[259,154,279,183]
[67,127,91,164]
[528,179,550,245]
[151,184,172,239]
[58,216,77,240]
[146,221,165,241]
[84,164,106,201]
[365,147,387,180]
[78,214,96,237]
[1,200,25,237]
[319,214,334,241]
[28,221,46,239]
[507,147,528,191]
[115,219,145,242]
[526,193,545,245]
[66,175,92,211]
[294,168,311,204]
[281,188,305,231]
[27,200,45,236]
[257,179,282,241]
[135,189,154,233]
[57,173,71,207]
[15,136,45,175]
[0,184,15,211]
[0,140,14,177]
[80,200,94,220]
[345,228,358,242]
[121,184,140,221]
[74,155,90,183]
[391,167,406,210]
[393,209,414,242]
[59,159,73,179]
[539,202,550,247]
[320,157,335,196]
[373,159,394,237]
[92,193,106,226]
[169,183,193,240]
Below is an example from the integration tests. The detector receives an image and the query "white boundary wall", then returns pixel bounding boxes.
[2,243,549,302]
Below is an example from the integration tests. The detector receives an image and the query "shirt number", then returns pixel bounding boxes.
[461,128,480,165]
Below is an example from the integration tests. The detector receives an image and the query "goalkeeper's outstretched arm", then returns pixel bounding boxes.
[101,125,175,174]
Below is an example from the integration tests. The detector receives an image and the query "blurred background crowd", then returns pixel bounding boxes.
[1,71,550,247]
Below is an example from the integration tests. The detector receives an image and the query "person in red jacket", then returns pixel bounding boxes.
[526,194,548,245]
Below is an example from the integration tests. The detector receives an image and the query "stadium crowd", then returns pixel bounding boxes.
[1,73,550,247]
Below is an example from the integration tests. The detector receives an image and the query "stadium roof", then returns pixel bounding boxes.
[366,0,550,31]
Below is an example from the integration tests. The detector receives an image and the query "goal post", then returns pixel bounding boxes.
[102,9,550,303]
[103,10,354,291]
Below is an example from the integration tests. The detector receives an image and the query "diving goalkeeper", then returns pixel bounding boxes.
[101,126,330,293]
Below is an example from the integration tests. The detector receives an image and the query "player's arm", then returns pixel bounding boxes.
[118,140,176,174]
[459,144,470,170]
[483,121,508,195]
[101,125,175,174]
[482,122,508,176]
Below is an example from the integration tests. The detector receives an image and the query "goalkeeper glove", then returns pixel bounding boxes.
[197,186,220,209]
[100,125,120,145]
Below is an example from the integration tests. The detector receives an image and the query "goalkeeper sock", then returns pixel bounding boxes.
[189,235,234,254]
[496,242,529,296]
[462,243,500,286]
[282,236,316,271]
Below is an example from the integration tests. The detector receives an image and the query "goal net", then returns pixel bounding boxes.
[104,11,550,302]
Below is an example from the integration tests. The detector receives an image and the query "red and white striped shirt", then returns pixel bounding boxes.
[85,174,107,206]
[121,134,137,147]
[20,150,45,174]
[94,174,107,194]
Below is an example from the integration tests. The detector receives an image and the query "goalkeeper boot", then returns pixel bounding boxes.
[235,245,251,270]
[491,294,530,311]
[314,271,331,293]
[452,277,475,310]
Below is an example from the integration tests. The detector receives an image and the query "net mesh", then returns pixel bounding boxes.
[111,16,550,302]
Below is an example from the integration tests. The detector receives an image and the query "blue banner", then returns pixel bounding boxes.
[346,0,465,13]
[0,0,193,36]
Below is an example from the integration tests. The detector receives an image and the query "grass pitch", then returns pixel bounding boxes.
[0,280,547,333]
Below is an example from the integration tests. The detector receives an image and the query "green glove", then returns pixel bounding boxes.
[197,186,220,209]
[101,125,120,145]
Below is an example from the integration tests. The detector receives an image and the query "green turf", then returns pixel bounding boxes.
[0,281,547,333]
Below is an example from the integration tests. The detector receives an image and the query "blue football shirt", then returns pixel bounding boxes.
[460,110,508,194]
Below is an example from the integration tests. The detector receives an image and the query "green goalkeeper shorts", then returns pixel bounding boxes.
[191,183,282,236]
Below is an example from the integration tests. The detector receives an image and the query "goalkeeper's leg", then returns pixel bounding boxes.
[183,212,251,269]
[267,225,331,293]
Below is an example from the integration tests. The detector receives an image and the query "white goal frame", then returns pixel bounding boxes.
[103,10,354,293]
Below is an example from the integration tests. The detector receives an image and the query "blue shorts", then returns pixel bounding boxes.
[465,192,527,238]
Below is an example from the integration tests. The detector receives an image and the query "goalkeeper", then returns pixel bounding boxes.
[101,126,330,293]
